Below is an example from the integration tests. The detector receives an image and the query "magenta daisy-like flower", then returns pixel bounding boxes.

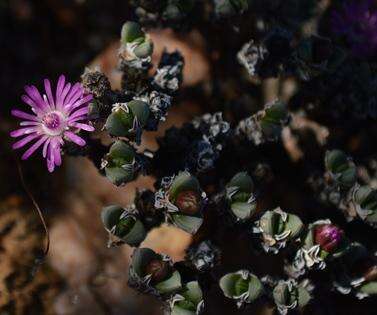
[10,75,94,172]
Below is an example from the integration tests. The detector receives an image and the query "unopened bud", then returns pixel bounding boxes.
[314,224,344,253]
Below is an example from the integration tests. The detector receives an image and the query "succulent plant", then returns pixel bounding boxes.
[101,205,146,247]
[254,208,304,253]
[169,281,204,315]
[120,21,154,68]
[219,270,263,308]
[225,172,257,221]
[129,248,182,296]
[237,100,289,145]
[352,185,377,227]
[101,140,137,186]
[105,100,150,143]
[292,220,347,272]
[325,149,357,189]
[155,172,206,234]
[272,279,312,315]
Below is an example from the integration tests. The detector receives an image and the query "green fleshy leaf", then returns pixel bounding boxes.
[171,214,203,234]
[104,140,136,185]
[297,286,311,307]
[155,270,182,294]
[234,277,249,296]
[134,40,154,59]
[285,214,304,238]
[227,172,254,194]
[303,228,315,248]
[260,210,282,236]
[121,21,144,44]
[182,281,203,305]
[247,276,263,302]
[231,202,256,220]
[101,205,124,230]
[339,167,357,187]
[107,141,135,165]
[264,101,287,124]
[105,108,134,137]
[105,166,134,186]
[121,219,146,247]
[128,100,150,126]
[219,273,241,298]
[325,150,348,173]
[359,282,377,295]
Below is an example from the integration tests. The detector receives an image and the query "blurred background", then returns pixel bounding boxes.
[0,1,210,314]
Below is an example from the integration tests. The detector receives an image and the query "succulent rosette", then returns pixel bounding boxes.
[225,172,257,221]
[101,140,137,186]
[168,281,204,315]
[333,242,377,299]
[128,248,182,296]
[254,208,304,253]
[325,150,357,189]
[105,100,150,144]
[155,171,206,234]
[219,270,263,308]
[351,185,377,227]
[101,205,146,247]
[272,279,312,315]
[237,100,289,145]
[120,21,154,68]
[293,220,347,272]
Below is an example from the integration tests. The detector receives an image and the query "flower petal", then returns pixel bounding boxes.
[64,83,83,107]
[11,109,39,121]
[55,75,66,109]
[64,131,86,146]
[25,85,48,110]
[47,150,55,173]
[59,82,72,107]
[20,121,40,126]
[44,79,55,109]
[70,122,95,132]
[21,136,47,160]
[12,133,40,149]
[21,95,44,114]
[52,145,62,166]
[67,94,93,112]
[68,107,89,121]
[10,127,39,137]
[42,138,51,158]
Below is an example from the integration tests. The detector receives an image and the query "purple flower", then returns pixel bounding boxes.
[10,75,94,172]
[314,224,344,253]
[331,0,377,58]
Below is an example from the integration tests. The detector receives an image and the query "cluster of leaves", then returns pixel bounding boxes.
[52,0,377,314]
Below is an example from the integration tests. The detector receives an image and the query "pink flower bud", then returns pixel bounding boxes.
[314,224,344,252]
